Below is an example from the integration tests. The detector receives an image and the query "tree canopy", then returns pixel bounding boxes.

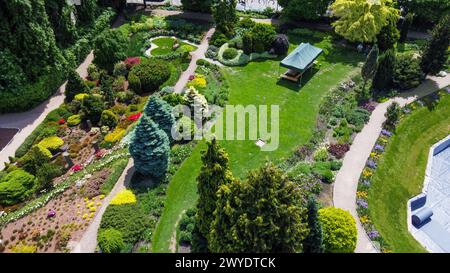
[330,0,400,43]
[279,0,332,20]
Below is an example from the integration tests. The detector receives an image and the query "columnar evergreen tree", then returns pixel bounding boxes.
[278,0,332,20]
[65,70,88,102]
[212,0,238,36]
[194,138,235,251]
[100,74,115,107]
[399,13,414,42]
[302,196,324,253]
[144,96,176,139]
[45,0,77,48]
[209,163,309,253]
[372,49,396,92]
[420,15,450,75]
[361,44,379,90]
[330,0,399,43]
[129,115,170,178]
[376,17,400,51]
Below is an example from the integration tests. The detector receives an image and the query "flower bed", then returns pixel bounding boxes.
[355,90,448,253]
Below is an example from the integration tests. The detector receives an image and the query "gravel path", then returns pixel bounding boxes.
[70,159,135,253]
[174,27,216,93]
[333,74,450,253]
[0,52,94,171]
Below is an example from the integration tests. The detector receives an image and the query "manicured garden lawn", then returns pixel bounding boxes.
[151,37,196,56]
[368,93,450,253]
[152,33,363,252]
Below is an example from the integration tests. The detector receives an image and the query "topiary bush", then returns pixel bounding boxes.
[272,34,289,55]
[129,59,171,94]
[98,228,125,253]
[223,48,238,60]
[0,170,38,205]
[100,110,119,128]
[319,207,357,253]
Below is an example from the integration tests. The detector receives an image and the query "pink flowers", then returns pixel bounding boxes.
[47,209,56,218]
[95,149,106,159]
[124,57,141,69]
[58,118,66,125]
[127,112,142,122]
[71,164,82,172]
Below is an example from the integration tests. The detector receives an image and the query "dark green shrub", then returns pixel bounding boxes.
[393,53,423,90]
[129,59,171,94]
[127,71,141,93]
[65,70,88,102]
[93,29,128,72]
[272,34,289,55]
[162,93,186,107]
[251,23,276,52]
[223,48,238,60]
[36,163,63,189]
[210,32,229,47]
[0,170,38,206]
[242,32,253,54]
[81,95,105,124]
[100,203,148,245]
[238,17,255,29]
[98,228,125,253]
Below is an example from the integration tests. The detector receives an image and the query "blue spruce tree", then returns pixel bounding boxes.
[144,96,176,140]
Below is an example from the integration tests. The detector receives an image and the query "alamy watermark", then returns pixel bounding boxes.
[171,104,280,151]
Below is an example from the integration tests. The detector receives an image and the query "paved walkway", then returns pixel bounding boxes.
[0,52,94,171]
[71,159,135,253]
[174,27,216,93]
[333,74,450,253]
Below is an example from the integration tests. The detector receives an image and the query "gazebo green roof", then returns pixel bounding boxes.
[280,43,323,72]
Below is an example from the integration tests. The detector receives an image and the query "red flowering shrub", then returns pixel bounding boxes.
[127,112,142,122]
[58,118,66,125]
[328,144,350,159]
[124,57,141,70]
[71,164,82,172]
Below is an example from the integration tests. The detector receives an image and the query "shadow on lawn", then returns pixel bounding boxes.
[276,67,320,92]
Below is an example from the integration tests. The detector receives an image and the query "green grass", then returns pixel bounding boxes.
[152,33,364,252]
[151,37,196,56]
[368,93,450,253]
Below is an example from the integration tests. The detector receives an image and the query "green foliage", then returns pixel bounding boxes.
[67,114,82,126]
[272,34,290,55]
[36,163,63,190]
[210,32,229,48]
[19,145,52,175]
[100,203,148,245]
[279,0,332,20]
[181,0,213,12]
[361,45,379,87]
[38,136,64,151]
[129,115,170,178]
[129,59,171,94]
[385,102,400,127]
[93,29,128,72]
[75,0,98,26]
[0,49,26,91]
[393,53,423,90]
[45,0,77,48]
[303,196,324,253]
[242,32,253,55]
[238,18,255,29]
[398,0,450,27]
[212,0,238,36]
[399,13,414,42]
[98,228,125,253]
[319,207,357,253]
[144,96,175,138]
[377,18,400,51]
[162,93,186,107]
[0,170,38,206]
[313,147,329,162]
[178,208,197,245]
[113,62,128,77]
[100,110,119,128]
[209,163,309,253]
[372,49,396,92]
[222,48,238,60]
[250,23,277,53]
[330,0,400,43]
[420,15,450,75]
[194,139,234,248]
[81,95,106,124]
[127,71,141,93]
[65,70,88,102]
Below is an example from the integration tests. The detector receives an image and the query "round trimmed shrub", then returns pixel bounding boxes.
[113,62,128,77]
[272,34,289,55]
[393,53,423,90]
[67,114,81,126]
[0,170,38,205]
[129,59,170,94]
[223,48,238,60]
[98,228,125,253]
[319,207,357,253]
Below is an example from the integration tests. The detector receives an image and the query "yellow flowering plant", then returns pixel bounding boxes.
[104,128,126,143]
[110,189,137,205]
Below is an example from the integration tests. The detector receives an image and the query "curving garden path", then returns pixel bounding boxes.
[0,52,94,171]
[174,27,216,93]
[333,74,450,253]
